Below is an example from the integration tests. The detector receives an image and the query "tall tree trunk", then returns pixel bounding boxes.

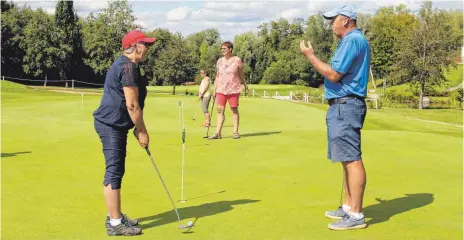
[419,83,424,110]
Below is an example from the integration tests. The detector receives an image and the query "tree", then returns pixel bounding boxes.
[55,0,82,80]
[233,32,257,83]
[304,15,333,86]
[82,0,138,76]
[1,3,33,78]
[368,5,416,79]
[154,33,196,94]
[251,35,273,84]
[143,28,174,85]
[1,0,15,12]
[390,1,461,109]
[21,8,71,78]
[185,28,221,82]
[199,41,221,83]
[261,60,292,84]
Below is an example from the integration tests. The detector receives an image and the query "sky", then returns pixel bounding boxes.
[13,0,463,41]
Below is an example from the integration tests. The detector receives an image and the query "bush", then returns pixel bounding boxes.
[294,79,307,86]
[381,92,418,108]
[380,90,460,109]
[428,97,454,109]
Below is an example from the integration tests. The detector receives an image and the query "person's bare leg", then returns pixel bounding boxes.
[343,164,352,207]
[215,106,225,135]
[204,112,211,126]
[231,107,239,133]
[104,184,121,219]
[344,160,366,213]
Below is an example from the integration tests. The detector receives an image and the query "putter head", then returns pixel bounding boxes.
[178,221,194,229]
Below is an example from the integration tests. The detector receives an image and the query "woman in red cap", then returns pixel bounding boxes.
[93,29,156,236]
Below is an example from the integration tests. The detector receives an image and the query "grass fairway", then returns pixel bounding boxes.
[2,81,462,239]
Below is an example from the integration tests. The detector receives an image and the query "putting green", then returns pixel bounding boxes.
[2,81,462,239]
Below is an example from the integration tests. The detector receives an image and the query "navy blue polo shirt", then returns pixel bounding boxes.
[325,29,371,99]
[93,55,147,130]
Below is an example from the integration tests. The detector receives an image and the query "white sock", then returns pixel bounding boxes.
[342,204,351,213]
[110,218,122,226]
[350,211,364,220]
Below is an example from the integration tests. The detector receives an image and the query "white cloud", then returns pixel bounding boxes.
[166,7,192,22]
[74,1,107,13]
[11,0,463,41]
[13,0,57,10]
[203,2,267,12]
[42,7,55,14]
[280,8,304,21]
[134,11,166,30]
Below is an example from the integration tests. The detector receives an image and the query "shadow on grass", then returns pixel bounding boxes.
[1,151,32,158]
[221,131,282,139]
[364,193,434,225]
[138,199,260,230]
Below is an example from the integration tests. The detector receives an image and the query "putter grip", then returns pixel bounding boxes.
[145,147,151,155]
[133,128,138,139]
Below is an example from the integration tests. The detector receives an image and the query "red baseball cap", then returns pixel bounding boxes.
[122,30,157,49]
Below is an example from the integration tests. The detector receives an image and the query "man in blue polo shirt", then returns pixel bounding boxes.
[299,5,370,230]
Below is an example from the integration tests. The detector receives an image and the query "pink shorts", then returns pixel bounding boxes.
[215,93,240,107]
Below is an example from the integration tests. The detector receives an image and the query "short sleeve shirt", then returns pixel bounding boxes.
[93,55,147,129]
[215,56,243,95]
[324,29,371,99]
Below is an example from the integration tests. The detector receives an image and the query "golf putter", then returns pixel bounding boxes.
[204,82,218,139]
[180,127,186,203]
[144,147,193,229]
[133,130,193,229]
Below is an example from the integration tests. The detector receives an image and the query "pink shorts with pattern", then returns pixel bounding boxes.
[215,93,240,107]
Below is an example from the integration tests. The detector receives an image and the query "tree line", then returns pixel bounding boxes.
[1,0,462,100]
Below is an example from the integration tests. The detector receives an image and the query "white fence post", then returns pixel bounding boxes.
[72,80,75,89]
[264,90,269,98]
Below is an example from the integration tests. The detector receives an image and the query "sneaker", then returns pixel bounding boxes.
[328,214,367,230]
[208,133,222,140]
[233,132,240,139]
[325,206,348,220]
[106,213,139,228]
[107,223,142,236]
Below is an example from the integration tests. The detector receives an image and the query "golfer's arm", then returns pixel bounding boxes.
[304,54,343,83]
[123,86,147,133]
[213,72,219,95]
[238,67,247,89]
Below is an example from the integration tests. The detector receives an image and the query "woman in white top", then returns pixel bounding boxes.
[198,69,211,127]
